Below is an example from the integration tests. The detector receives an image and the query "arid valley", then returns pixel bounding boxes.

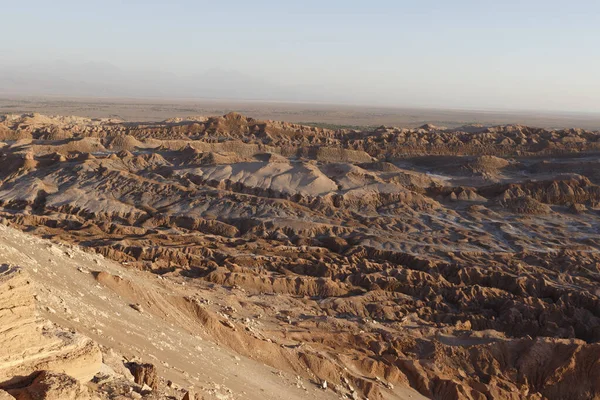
[1,110,600,399]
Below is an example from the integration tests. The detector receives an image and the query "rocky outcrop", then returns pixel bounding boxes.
[0,265,101,388]
[127,362,158,390]
[501,195,552,214]
[490,176,600,205]
[8,371,90,400]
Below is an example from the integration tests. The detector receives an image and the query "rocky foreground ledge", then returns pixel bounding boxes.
[0,264,196,400]
[0,265,106,400]
[0,224,336,400]
[0,265,99,388]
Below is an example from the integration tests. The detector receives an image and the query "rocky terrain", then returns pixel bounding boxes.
[1,112,600,399]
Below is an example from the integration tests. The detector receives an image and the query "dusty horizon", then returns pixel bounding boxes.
[2,95,600,130]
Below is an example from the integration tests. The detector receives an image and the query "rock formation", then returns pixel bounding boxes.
[0,265,101,388]
[1,112,600,399]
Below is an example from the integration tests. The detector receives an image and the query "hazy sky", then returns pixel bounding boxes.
[1,0,599,112]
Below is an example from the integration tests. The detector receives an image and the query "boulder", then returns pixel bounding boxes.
[126,363,158,390]
[8,371,90,400]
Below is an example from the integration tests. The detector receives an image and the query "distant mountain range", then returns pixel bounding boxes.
[0,61,321,102]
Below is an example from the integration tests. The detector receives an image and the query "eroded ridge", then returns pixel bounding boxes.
[1,112,600,399]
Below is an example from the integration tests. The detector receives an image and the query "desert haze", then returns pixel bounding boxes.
[2,97,600,130]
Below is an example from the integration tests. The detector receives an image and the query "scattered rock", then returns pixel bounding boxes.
[126,363,158,390]
[130,303,143,313]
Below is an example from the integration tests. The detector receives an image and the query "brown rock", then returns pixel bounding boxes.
[502,195,552,214]
[127,363,158,390]
[8,371,90,400]
[569,203,587,214]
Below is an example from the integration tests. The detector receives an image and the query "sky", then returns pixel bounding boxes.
[1,0,599,112]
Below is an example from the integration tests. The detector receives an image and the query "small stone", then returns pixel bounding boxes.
[130,303,143,313]
[222,320,235,330]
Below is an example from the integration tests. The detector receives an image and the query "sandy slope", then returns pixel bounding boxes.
[0,224,426,400]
